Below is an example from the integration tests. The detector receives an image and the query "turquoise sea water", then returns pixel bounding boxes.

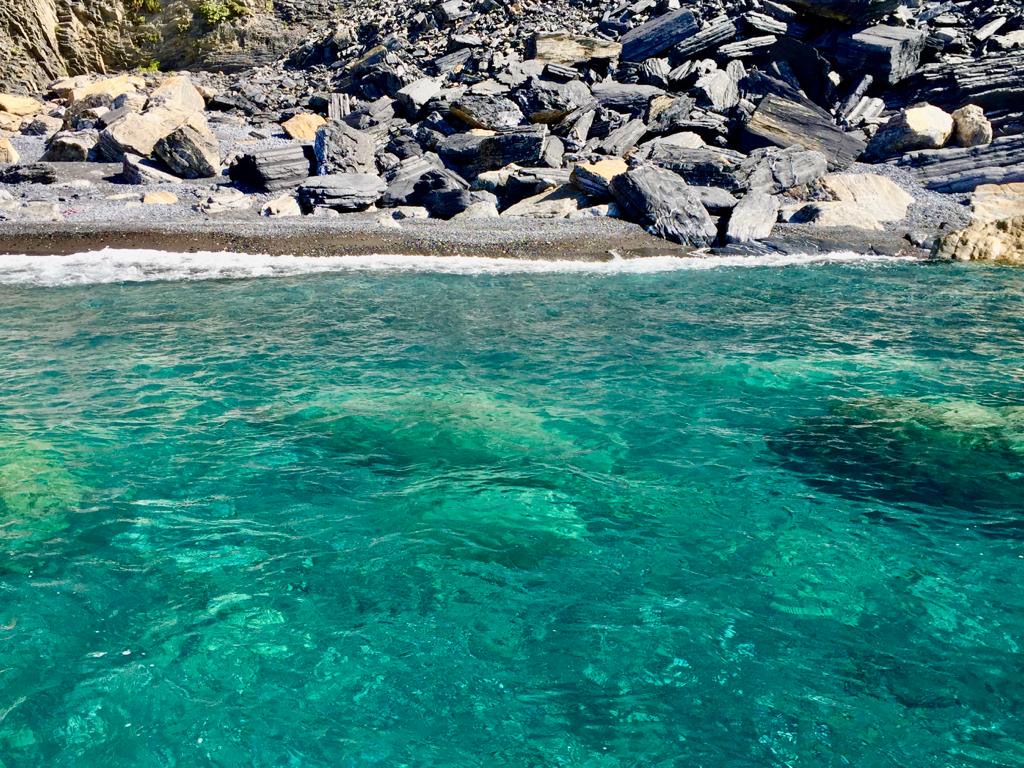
[1,254,1023,766]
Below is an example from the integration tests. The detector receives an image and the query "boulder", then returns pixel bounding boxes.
[726,191,779,243]
[632,144,744,189]
[0,163,57,184]
[0,200,61,222]
[744,94,866,169]
[592,83,664,117]
[693,70,739,112]
[122,153,180,184]
[513,78,592,124]
[397,78,443,118]
[864,104,954,160]
[0,137,18,164]
[818,173,915,222]
[22,114,64,136]
[197,187,251,215]
[571,158,628,198]
[423,188,497,219]
[501,184,590,218]
[969,183,1024,222]
[895,135,1024,193]
[281,113,327,141]
[96,108,185,162]
[450,94,524,131]
[0,112,23,132]
[314,122,377,175]
[951,105,993,148]
[595,119,647,157]
[529,32,622,65]
[790,201,884,229]
[833,25,927,85]
[298,173,386,212]
[0,93,42,116]
[41,130,97,162]
[261,194,302,217]
[228,145,313,191]
[452,200,500,220]
[142,191,178,205]
[610,164,717,247]
[620,9,699,62]
[935,216,1024,263]
[146,76,205,114]
[737,146,828,193]
[52,74,143,104]
[153,115,220,179]
[472,126,548,175]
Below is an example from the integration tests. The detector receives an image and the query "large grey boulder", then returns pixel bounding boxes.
[153,114,220,179]
[298,173,386,212]
[228,145,313,191]
[610,164,717,247]
[726,191,779,243]
[450,94,524,131]
[737,146,829,193]
[620,9,698,62]
[743,94,866,169]
[314,122,377,175]
[41,130,97,162]
[833,25,927,85]
[512,78,592,124]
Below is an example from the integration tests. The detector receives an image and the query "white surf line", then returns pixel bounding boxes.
[0,248,917,286]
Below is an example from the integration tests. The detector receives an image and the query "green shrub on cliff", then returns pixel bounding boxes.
[193,0,249,26]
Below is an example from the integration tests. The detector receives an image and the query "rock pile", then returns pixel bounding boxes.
[2,0,1024,254]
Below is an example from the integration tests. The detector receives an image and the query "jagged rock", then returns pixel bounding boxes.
[818,173,915,222]
[610,164,717,247]
[571,158,628,198]
[694,70,739,112]
[450,94,524,131]
[0,112,22,132]
[40,130,97,162]
[595,119,647,157]
[529,32,622,65]
[736,146,828,193]
[834,25,927,85]
[970,183,1024,222]
[397,78,443,118]
[648,132,705,150]
[726,191,779,243]
[469,126,548,175]
[501,184,589,218]
[952,104,993,148]
[154,115,220,179]
[282,113,327,141]
[674,16,737,60]
[0,137,18,164]
[122,153,179,184]
[380,153,452,207]
[146,76,205,114]
[96,108,185,163]
[0,163,57,184]
[261,194,302,217]
[0,94,42,116]
[719,35,777,58]
[228,145,312,191]
[298,173,386,212]
[620,9,698,62]
[648,96,695,133]
[632,144,743,189]
[22,114,64,136]
[314,122,376,175]
[865,104,954,160]
[895,135,1024,192]
[142,191,178,205]
[790,201,884,229]
[743,94,865,169]
[424,188,497,219]
[935,216,1024,263]
[784,0,901,23]
[693,185,739,213]
[513,78,592,124]
[592,83,664,118]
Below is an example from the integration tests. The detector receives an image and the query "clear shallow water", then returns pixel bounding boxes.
[1,254,1023,766]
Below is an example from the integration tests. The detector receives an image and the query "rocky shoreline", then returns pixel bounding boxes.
[2,0,1023,262]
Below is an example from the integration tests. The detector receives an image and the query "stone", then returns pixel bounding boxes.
[789,201,884,229]
[0,200,61,222]
[737,146,829,193]
[692,186,739,213]
[0,111,23,132]
[0,93,43,116]
[595,119,647,157]
[864,104,954,160]
[592,83,664,118]
[452,200,500,220]
[571,158,628,198]
[450,94,524,131]
[228,145,312,191]
[935,216,1024,264]
[281,113,327,141]
[145,76,205,114]
[568,202,622,219]
[969,183,1024,222]
[471,127,548,175]
[744,94,866,170]
[314,122,376,175]
[529,32,622,65]
[423,188,497,219]
[501,184,590,218]
[513,78,592,124]
[96,108,185,163]
[154,115,220,179]
[53,74,143,104]
[951,105,993,148]
[261,194,302,217]
[833,25,927,85]
[198,187,251,215]
[610,164,717,247]
[783,0,901,23]
[298,173,386,212]
[22,114,64,136]
[40,130,96,162]
[895,135,1024,193]
[818,173,915,222]
[694,70,739,112]
[0,163,57,184]
[0,137,18,164]
[726,191,779,243]
[142,191,178,205]
[620,9,699,62]
[632,144,744,189]
[674,16,737,60]
[397,78,443,118]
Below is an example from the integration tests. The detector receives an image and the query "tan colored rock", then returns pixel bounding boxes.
[281,113,327,141]
[970,182,1024,222]
[142,190,178,205]
[0,137,19,163]
[819,173,915,222]
[866,103,954,159]
[0,111,24,132]
[530,32,623,65]
[791,201,884,230]
[571,158,628,197]
[0,94,43,116]
[951,104,993,148]
[153,113,220,179]
[935,216,1024,263]
[97,107,187,162]
[146,76,205,114]
[53,74,143,104]
[501,184,590,218]
[261,194,301,217]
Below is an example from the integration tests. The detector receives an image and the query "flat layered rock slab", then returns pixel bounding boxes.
[895,135,1024,192]
[610,164,716,247]
[744,94,866,170]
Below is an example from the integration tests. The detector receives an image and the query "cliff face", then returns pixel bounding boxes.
[0,0,301,93]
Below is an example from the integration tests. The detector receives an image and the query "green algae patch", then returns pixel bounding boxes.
[0,436,84,548]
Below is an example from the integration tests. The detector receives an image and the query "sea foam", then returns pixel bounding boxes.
[0,248,915,286]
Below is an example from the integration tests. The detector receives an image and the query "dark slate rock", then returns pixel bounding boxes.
[611,164,717,246]
[620,9,698,62]
[743,94,866,170]
[591,83,665,118]
[736,146,829,193]
[450,94,524,131]
[833,25,928,85]
[512,78,592,124]
[314,122,377,175]
[472,126,549,175]
[648,96,696,134]
[298,173,386,212]
[674,16,737,60]
[228,145,314,191]
[424,188,497,219]
[382,153,465,207]
[783,0,901,23]
[0,163,58,184]
[894,135,1024,192]
[630,144,744,189]
[595,119,647,157]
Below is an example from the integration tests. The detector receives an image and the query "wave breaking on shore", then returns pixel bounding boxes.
[0,249,916,286]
